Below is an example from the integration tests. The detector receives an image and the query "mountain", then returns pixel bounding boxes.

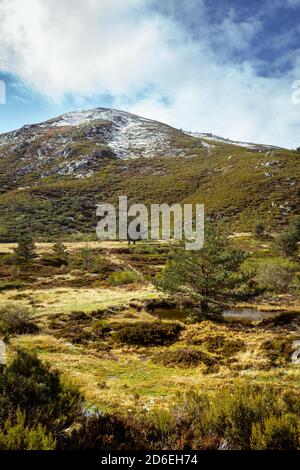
[186,131,283,151]
[0,107,299,240]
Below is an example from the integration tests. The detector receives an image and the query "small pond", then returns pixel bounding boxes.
[149,305,283,323]
[149,306,187,321]
[223,308,282,322]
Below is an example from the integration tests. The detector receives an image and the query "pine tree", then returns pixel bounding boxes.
[52,241,69,265]
[156,223,249,320]
[13,233,36,263]
[275,216,300,258]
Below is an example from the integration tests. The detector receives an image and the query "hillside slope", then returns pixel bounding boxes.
[0,107,299,240]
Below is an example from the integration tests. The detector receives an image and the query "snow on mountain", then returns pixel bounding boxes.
[0,107,286,181]
[47,107,193,160]
[187,131,283,151]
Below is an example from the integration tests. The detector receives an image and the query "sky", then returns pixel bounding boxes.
[0,0,300,148]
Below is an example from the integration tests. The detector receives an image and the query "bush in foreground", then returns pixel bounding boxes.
[168,382,300,449]
[0,409,56,450]
[250,414,300,450]
[60,382,300,450]
[0,350,83,432]
[1,352,299,450]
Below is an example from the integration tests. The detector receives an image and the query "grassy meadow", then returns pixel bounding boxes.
[1,235,299,406]
[0,229,299,449]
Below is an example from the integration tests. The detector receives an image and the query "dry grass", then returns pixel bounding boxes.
[0,285,159,317]
[0,240,171,254]
[10,334,211,411]
[0,241,126,254]
[8,318,300,413]
[235,301,300,314]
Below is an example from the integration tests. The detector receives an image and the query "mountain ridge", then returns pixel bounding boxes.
[0,107,299,240]
[0,106,287,154]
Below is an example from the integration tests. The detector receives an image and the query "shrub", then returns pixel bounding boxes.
[0,254,18,266]
[132,245,159,255]
[188,333,245,357]
[153,348,217,369]
[254,222,265,238]
[59,414,139,450]
[170,382,300,449]
[260,336,293,366]
[91,255,105,273]
[255,258,299,292]
[275,230,299,257]
[112,322,183,346]
[0,350,83,431]
[59,382,300,450]
[275,217,300,257]
[78,246,93,271]
[234,280,264,300]
[250,414,300,450]
[51,241,69,266]
[107,270,143,286]
[0,304,38,334]
[0,280,25,292]
[0,409,56,450]
[289,215,300,240]
[59,406,177,451]
[68,246,94,271]
[56,325,94,345]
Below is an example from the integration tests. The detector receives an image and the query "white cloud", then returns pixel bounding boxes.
[286,0,300,6]
[0,0,166,97]
[0,0,299,148]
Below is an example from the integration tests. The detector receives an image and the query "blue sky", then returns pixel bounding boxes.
[0,0,300,147]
